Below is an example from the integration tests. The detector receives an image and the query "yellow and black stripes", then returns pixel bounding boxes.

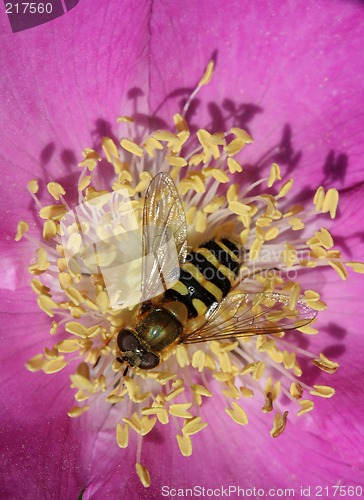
[201,238,240,277]
[164,238,241,318]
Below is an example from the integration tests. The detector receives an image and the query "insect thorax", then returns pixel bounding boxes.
[136,307,183,353]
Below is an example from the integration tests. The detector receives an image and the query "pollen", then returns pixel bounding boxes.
[47,182,66,200]
[346,261,364,274]
[135,463,151,488]
[198,60,214,86]
[116,423,129,448]
[15,221,29,241]
[309,385,335,398]
[18,59,362,490]
[67,406,90,418]
[267,163,282,188]
[182,416,208,435]
[225,402,249,425]
[227,157,243,173]
[176,433,193,456]
[169,403,193,419]
[277,179,294,199]
[120,138,144,157]
[312,353,339,374]
[270,411,288,438]
[297,399,315,416]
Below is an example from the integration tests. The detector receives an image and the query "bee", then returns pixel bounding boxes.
[116,172,316,371]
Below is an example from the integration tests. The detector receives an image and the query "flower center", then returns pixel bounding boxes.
[16,61,363,488]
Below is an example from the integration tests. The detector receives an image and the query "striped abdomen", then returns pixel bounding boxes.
[164,237,241,318]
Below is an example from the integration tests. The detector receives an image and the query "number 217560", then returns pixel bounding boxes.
[5,3,53,14]
[315,485,362,497]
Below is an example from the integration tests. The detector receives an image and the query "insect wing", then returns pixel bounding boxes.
[182,292,317,344]
[141,172,188,302]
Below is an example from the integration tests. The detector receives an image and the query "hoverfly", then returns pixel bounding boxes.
[116,172,316,371]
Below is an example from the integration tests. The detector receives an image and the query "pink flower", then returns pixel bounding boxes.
[1,1,364,498]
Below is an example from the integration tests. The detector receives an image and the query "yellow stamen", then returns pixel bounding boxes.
[315,228,334,249]
[313,186,325,212]
[191,350,206,372]
[43,357,68,374]
[117,115,134,123]
[25,353,45,372]
[182,416,208,435]
[78,158,98,171]
[225,402,249,425]
[191,384,212,398]
[283,243,297,268]
[312,353,339,374]
[328,260,348,280]
[57,339,79,353]
[228,201,252,216]
[322,188,339,219]
[198,60,214,86]
[169,403,193,419]
[67,406,90,418]
[230,128,253,143]
[15,221,29,241]
[297,323,318,335]
[309,385,335,398]
[288,217,305,230]
[224,138,246,156]
[116,423,129,448]
[43,220,57,241]
[267,163,281,188]
[135,463,151,488]
[27,179,39,194]
[270,411,288,437]
[165,155,187,167]
[297,400,314,416]
[227,157,242,173]
[346,262,364,273]
[176,433,193,456]
[37,294,58,317]
[102,137,119,162]
[277,179,294,199]
[120,138,144,157]
[47,182,66,200]
[173,113,189,133]
[39,205,66,221]
[165,387,185,401]
[290,383,303,399]
[240,387,254,398]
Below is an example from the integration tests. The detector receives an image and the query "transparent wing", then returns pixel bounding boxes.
[141,172,188,302]
[182,292,317,344]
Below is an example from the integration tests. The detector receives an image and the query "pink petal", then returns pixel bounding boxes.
[149,0,364,189]
[0,0,151,236]
[1,0,364,496]
[0,306,85,498]
[0,2,152,497]
[82,387,364,498]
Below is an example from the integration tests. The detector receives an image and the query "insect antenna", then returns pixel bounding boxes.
[115,356,130,377]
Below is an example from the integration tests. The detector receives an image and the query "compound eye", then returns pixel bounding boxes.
[117,329,140,353]
[138,351,160,370]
